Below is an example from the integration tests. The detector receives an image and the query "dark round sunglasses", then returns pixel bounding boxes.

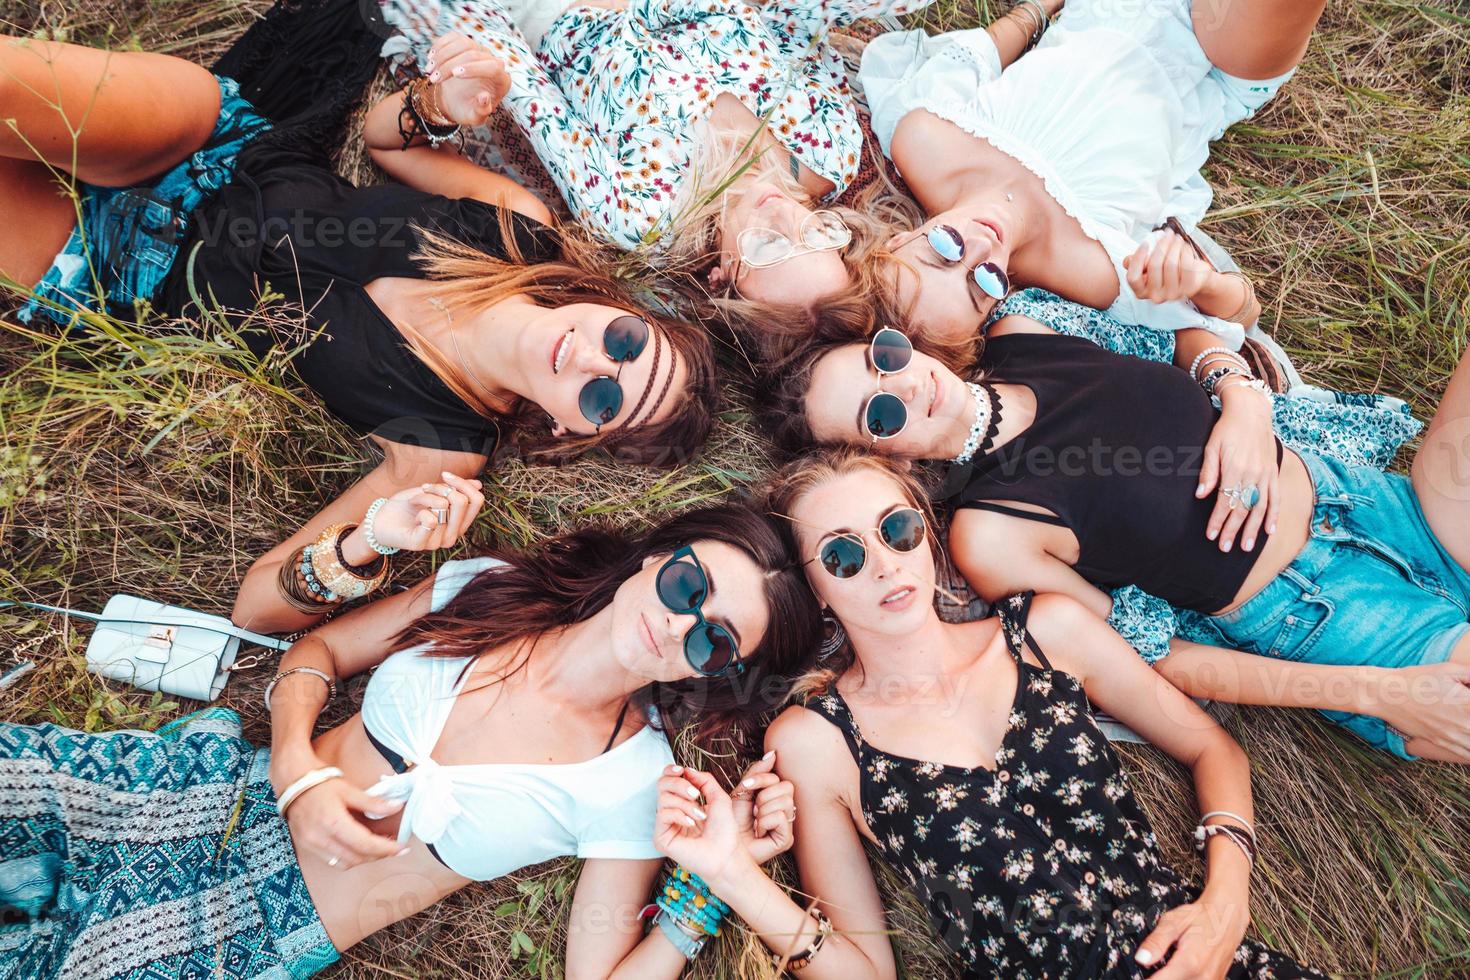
[925,224,1010,299]
[814,507,928,579]
[654,545,743,677]
[577,315,652,430]
[861,327,915,443]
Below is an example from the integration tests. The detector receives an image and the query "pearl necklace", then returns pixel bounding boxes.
[951,382,999,465]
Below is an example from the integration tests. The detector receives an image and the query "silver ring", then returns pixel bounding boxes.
[1223,484,1261,510]
[433,508,449,525]
[426,485,452,499]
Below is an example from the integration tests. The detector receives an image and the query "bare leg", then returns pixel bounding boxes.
[0,35,220,187]
[1192,0,1330,80]
[1411,345,1470,572]
[0,157,78,288]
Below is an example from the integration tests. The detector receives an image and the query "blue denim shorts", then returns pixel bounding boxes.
[1187,452,1470,759]
[17,74,271,328]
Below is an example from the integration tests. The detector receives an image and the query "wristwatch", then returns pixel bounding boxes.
[654,909,707,959]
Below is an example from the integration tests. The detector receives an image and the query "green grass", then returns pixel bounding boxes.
[2,1,1469,977]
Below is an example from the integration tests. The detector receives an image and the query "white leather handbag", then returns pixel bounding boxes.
[1,596,290,701]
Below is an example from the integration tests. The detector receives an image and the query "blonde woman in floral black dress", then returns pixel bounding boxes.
[650,448,1327,979]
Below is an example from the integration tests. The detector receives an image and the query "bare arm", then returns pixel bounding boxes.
[231,440,486,634]
[949,510,1113,620]
[986,0,1065,69]
[363,34,552,223]
[564,858,689,980]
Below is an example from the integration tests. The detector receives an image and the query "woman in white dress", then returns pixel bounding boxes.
[856,0,1328,356]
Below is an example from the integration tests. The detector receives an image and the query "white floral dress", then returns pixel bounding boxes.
[381,0,928,250]
[805,592,1328,978]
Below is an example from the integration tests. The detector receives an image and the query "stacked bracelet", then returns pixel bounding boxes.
[1221,271,1258,325]
[276,766,344,815]
[403,77,461,149]
[264,665,337,714]
[652,908,707,959]
[1194,810,1258,868]
[361,498,401,556]
[309,523,390,601]
[657,867,731,939]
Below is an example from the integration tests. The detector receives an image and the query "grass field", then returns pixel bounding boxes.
[2,0,1469,977]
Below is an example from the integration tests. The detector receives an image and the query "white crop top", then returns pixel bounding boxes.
[359,557,675,881]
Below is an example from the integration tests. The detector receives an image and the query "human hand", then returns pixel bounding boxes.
[1124,230,1214,305]
[730,751,797,865]
[273,758,407,870]
[1134,892,1250,980]
[654,765,753,886]
[354,472,486,556]
[424,33,511,128]
[1373,661,1470,761]
[1197,390,1277,553]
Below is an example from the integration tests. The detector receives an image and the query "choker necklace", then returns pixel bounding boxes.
[951,381,1003,465]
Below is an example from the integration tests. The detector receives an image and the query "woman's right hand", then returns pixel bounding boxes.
[1371,661,1470,760]
[274,758,408,869]
[424,32,511,128]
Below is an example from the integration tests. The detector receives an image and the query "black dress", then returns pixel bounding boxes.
[151,0,562,457]
[804,592,1325,979]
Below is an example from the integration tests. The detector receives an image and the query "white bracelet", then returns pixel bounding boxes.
[1188,346,1246,382]
[276,766,344,816]
[1200,810,1256,839]
[362,497,400,556]
[1216,375,1272,404]
[264,666,336,714]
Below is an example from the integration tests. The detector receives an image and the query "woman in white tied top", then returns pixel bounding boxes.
[262,496,821,975]
[858,0,1330,351]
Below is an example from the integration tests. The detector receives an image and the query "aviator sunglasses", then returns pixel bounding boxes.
[926,224,1011,299]
[788,506,929,579]
[654,545,744,677]
[576,315,653,430]
[860,326,916,442]
[736,210,852,273]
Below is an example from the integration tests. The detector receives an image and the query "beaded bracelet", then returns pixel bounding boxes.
[309,523,389,601]
[657,867,730,938]
[1188,345,1246,382]
[361,497,401,556]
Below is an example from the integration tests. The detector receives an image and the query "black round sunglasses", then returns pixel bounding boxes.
[654,545,743,677]
[577,315,652,430]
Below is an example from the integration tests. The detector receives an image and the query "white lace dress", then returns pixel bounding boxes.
[859,0,1296,348]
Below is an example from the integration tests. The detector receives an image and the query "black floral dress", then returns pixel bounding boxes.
[805,593,1326,979]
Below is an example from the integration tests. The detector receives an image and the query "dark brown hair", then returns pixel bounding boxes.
[403,213,719,467]
[392,500,823,755]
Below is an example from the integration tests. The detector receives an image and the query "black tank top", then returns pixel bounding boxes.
[155,139,560,458]
[944,332,1278,612]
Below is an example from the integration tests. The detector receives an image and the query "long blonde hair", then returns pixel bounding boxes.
[397,211,719,466]
[762,447,946,702]
[656,128,977,371]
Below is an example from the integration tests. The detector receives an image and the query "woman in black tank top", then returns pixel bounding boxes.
[761,305,1470,764]
[646,449,1323,978]
[0,0,718,634]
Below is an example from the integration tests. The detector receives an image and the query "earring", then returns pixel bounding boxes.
[1005,192,1015,202]
[818,610,848,661]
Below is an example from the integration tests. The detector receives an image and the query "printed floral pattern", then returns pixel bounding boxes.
[806,592,1327,978]
[382,0,925,250]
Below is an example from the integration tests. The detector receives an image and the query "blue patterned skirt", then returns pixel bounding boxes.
[0,707,339,979]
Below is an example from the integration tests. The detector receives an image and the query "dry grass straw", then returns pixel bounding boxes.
[2,0,1468,976]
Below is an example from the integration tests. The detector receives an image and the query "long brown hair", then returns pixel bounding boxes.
[399,211,719,467]
[392,501,824,755]
[762,447,943,702]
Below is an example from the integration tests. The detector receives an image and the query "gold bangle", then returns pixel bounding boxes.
[309,524,388,601]
[1221,271,1257,325]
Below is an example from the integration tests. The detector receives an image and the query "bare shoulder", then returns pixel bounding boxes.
[1023,592,1110,676]
[987,314,1054,338]
[766,703,855,786]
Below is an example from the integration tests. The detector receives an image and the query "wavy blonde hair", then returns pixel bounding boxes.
[654,126,976,371]
[762,447,946,703]
[397,212,718,467]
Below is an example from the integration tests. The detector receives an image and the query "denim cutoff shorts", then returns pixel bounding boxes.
[17,74,271,328]
[1182,451,1470,759]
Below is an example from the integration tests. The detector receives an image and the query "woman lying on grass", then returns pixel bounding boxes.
[848,0,1328,362]
[380,0,950,339]
[0,497,819,979]
[641,449,1325,979]
[764,308,1470,762]
[0,0,716,635]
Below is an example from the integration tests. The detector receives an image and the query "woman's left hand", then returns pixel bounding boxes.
[653,766,749,886]
[1197,386,1278,553]
[1123,230,1214,305]
[423,33,511,128]
[1133,893,1250,980]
